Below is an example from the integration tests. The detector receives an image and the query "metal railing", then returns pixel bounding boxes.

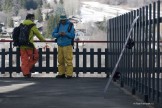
[107,0,162,106]
[0,40,109,78]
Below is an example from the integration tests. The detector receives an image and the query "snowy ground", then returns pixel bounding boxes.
[80,1,132,23]
[80,1,162,23]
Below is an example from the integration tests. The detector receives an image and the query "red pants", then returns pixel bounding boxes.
[20,48,39,75]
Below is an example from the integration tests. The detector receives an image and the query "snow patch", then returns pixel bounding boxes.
[81,1,131,23]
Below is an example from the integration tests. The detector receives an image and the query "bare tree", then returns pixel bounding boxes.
[63,0,80,16]
[0,12,7,23]
[18,9,27,19]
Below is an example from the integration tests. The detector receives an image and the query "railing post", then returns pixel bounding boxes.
[46,48,50,73]
[53,48,58,73]
[144,5,149,103]
[148,3,152,99]
[10,42,12,48]
[144,94,149,103]
[83,48,87,74]
[152,2,156,101]
[76,40,79,49]
[16,48,21,73]
[132,88,136,95]
[97,48,101,73]
[156,0,160,103]
[1,49,5,74]
[90,48,94,73]
[120,81,124,87]
[38,48,43,73]
[105,48,109,78]
[9,48,13,78]
[75,48,79,77]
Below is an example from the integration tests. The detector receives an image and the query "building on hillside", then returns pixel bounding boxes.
[68,16,81,26]
[0,23,4,33]
[35,20,43,34]
[0,23,8,37]
[6,28,14,37]
[75,23,86,33]
[69,16,80,23]
[12,16,21,27]
[42,9,54,21]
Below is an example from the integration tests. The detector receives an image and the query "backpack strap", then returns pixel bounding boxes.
[56,22,61,33]
[56,22,73,33]
[26,24,36,59]
[23,23,36,48]
[28,24,36,41]
[67,22,74,49]
[29,24,35,29]
[55,22,73,42]
[67,22,73,32]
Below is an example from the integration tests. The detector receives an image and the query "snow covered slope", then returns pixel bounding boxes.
[80,1,134,23]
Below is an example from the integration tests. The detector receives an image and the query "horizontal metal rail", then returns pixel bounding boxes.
[0,40,108,43]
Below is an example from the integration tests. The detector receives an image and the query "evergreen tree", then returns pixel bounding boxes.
[45,15,54,38]
[45,14,60,38]
[35,8,43,22]
[8,18,14,27]
[96,17,107,31]
[25,0,37,10]
[35,0,43,8]
[22,0,43,10]
[54,14,60,27]
[3,0,13,12]
[12,3,20,16]
[54,0,58,4]
[59,0,64,4]
[45,13,49,21]
[0,3,2,11]
[19,0,26,9]
[0,24,2,33]
[55,3,65,15]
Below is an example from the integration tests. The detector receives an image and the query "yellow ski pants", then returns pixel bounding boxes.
[58,45,73,76]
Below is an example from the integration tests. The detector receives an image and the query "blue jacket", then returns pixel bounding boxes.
[52,20,75,46]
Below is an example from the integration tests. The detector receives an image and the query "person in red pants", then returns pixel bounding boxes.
[20,14,46,78]
[20,48,39,77]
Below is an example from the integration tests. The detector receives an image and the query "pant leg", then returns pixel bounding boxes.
[58,46,65,75]
[28,48,39,71]
[20,48,39,75]
[20,49,30,75]
[63,45,73,76]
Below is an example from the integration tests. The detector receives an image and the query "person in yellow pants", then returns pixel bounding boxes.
[52,14,75,79]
